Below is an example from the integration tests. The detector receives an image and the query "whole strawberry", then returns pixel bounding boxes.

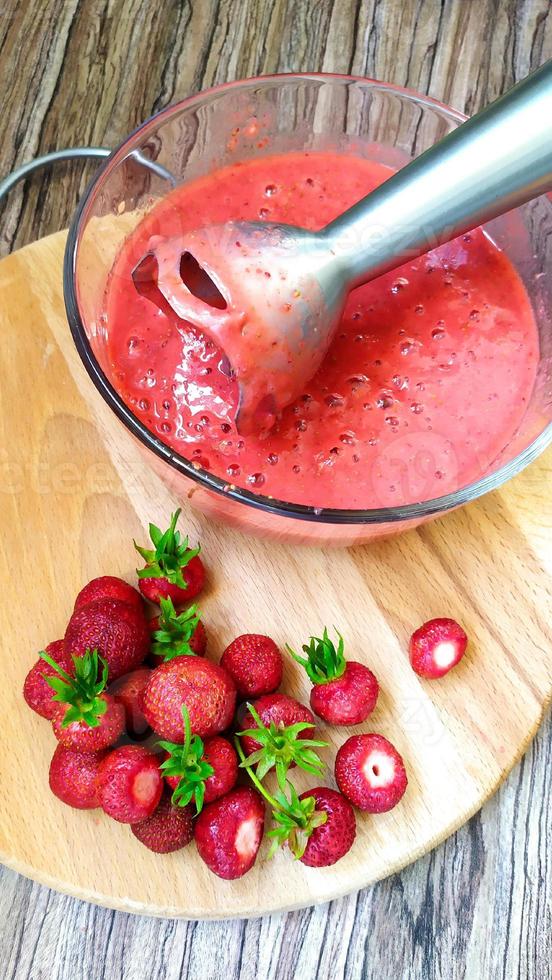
[64,598,149,680]
[409,618,468,678]
[135,509,205,605]
[131,789,194,853]
[160,707,238,811]
[289,629,379,725]
[49,745,108,809]
[96,745,163,823]
[42,647,125,752]
[335,734,407,813]
[23,640,73,720]
[148,598,206,667]
[237,742,356,869]
[296,788,356,867]
[109,667,152,737]
[74,576,143,612]
[221,634,283,698]
[142,656,236,741]
[238,701,327,791]
[194,787,265,879]
[239,694,316,758]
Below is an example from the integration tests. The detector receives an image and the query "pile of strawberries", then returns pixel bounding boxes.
[23,510,468,880]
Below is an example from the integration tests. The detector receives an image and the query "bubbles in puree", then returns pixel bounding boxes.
[103,152,539,509]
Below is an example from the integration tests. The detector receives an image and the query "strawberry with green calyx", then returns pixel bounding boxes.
[148,598,206,665]
[41,647,125,752]
[235,739,355,867]
[159,707,213,812]
[288,628,379,726]
[159,707,237,811]
[237,702,327,792]
[134,509,205,606]
[24,640,74,720]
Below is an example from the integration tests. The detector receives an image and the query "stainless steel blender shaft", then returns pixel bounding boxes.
[322,59,552,287]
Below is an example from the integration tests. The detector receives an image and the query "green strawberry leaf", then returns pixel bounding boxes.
[39,650,108,728]
[237,703,327,792]
[151,598,201,661]
[158,706,214,814]
[287,627,346,684]
[234,736,328,859]
[40,648,109,729]
[134,509,200,590]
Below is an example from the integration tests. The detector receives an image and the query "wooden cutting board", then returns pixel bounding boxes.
[0,231,550,919]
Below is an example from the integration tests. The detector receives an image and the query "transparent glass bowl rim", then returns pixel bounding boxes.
[63,72,552,526]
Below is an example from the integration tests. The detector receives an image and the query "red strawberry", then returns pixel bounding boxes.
[237,700,326,791]
[49,745,108,809]
[335,734,408,813]
[135,509,205,605]
[160,708,238,811]
[42,647,125,752]
[52,695,124,752]
[131,788,194,853]
[236,742,356,869]
[147,598,206,667]
[198,737,238,803]
[74,576,143,612]
[142,657,236,741]
[221,634,283,698]
[297,788,356,867]
[194,787,265,879]
[289,629,379,725]
[239,694,315,758]
[23,640,73,719]
[409,618,468,678]
[96,745,163,823]
[109,667,152,737]
[64,598,149,680]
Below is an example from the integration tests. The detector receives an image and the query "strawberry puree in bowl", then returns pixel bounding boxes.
[64,75,552,545]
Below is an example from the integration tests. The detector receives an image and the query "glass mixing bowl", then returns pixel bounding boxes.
[64,74,552,546]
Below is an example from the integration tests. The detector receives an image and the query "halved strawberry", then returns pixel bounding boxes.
[335,733,408,813]
[49,745,108,809]
[160,707,238,811]
[135,509,204,605]
[41,647,125,752]
[131,788,194,853]
[409,618,468,678]
[289,628,379,725]
[147,598,206,666]
[194,787,265,879]
[23,640,73,720]
[96,745,163,823]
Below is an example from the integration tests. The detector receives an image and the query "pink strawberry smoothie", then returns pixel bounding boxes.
[104,152,539,509]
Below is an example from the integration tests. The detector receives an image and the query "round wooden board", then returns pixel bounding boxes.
[0,231,550,919]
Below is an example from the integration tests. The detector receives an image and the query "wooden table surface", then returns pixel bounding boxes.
[0,1,550,977]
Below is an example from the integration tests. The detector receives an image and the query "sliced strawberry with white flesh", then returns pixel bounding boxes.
[409,618,468,679]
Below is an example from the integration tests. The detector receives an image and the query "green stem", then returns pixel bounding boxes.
[39,650,73,684]
[234,736,285,813]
